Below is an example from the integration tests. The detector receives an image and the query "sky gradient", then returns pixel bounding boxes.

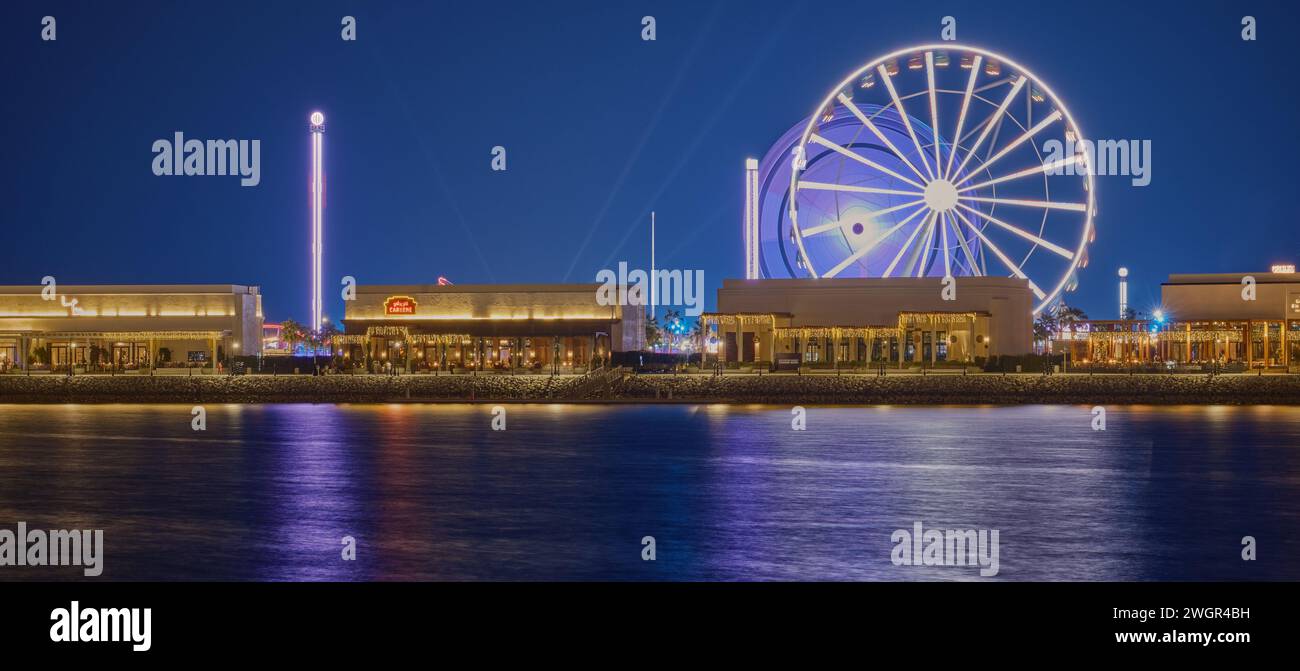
[2,0,1297,324]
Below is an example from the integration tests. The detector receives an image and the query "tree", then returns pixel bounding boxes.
[1052,305,1088,367]
[662,309,683,351]
[1033,312,1058,354]
[1056,305,1088,329]
[690,319,705,352]
[644,316,661,350]
[279,319,305,352]
[318,320,341,354]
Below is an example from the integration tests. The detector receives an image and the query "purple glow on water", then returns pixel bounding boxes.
[1,404,1297,581]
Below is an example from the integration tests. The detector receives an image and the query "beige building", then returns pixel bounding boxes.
[340,283,645,372]
[1052,269,1300,369]
[1161,271,1300,368]
[702,277,1034,368]
[0,285,263,372]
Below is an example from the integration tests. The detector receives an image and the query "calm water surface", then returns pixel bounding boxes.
[1,403,1297,581]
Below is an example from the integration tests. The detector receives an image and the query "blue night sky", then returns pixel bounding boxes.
[2,1,1297,324]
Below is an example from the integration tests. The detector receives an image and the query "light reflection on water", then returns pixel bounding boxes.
[0,403,1297,581]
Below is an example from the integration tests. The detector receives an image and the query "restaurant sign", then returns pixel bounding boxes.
[384,296,418,316]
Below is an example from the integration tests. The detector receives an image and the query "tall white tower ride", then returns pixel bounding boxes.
[744,158,760,279]
[1118,267,1129,319]
[309,111,326,333]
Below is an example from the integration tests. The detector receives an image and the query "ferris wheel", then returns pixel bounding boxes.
[783,44,1096,315]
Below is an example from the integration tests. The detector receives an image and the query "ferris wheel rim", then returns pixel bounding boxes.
[786,43,1096,315]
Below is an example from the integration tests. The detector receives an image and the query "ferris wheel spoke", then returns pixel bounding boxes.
[951,77,1026,180]
[878,65,936,181]
[799,199,926,237]
[974,77,1015,94]
[883,210,934,278]
[809,134,927,190]
[914,214,939,277]
[925,52,942,173]
[958,154,1080,193]
[797,180,924,198]
[949,211,982,276]
[952,110,1063,187]
[943,54,982,180]
[939,210,952,278]
[837,93,930,185]
[951,208,1047,299]
[951,211,977,275]
[824,204,927,278]
[958,195,1087,212]
[956,203,1074,259]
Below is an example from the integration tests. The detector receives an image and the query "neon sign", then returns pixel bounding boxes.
[384,296,417,316]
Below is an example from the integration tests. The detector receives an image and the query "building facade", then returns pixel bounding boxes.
[702,277,1034,368]
[0,284,263,372]
[339,283,645,372]
[1052,270,1300,370]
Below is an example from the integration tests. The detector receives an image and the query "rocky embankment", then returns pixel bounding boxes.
[2,371,1298,405]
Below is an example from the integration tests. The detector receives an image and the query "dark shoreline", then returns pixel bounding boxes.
[2,373,1299,405]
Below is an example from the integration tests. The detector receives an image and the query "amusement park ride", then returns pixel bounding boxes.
[745,44,1097,316]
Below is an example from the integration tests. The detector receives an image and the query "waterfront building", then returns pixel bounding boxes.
[339,283,645,372]
[0,285,263,372]
[701,277,1034,368]
[1051,269,1300,370]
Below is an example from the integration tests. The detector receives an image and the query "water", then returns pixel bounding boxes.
[0,403,1297,581]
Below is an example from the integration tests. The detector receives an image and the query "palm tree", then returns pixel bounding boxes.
[279,319,304,353]
[1053,305,1087,369]
[1056,305,1088,329]
[1033,312,1058,354]
[662,308,683,351]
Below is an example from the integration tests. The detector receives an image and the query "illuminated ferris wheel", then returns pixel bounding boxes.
[782,44,1096,315]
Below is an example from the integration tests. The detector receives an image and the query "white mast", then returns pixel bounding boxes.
[649,210,656,320]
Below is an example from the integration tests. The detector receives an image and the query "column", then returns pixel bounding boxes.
[930,327,937,364]
[898,328,904,369]
[1264,322,1270,367]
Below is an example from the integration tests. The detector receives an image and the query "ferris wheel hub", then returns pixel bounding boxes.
[923,179,959,213]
